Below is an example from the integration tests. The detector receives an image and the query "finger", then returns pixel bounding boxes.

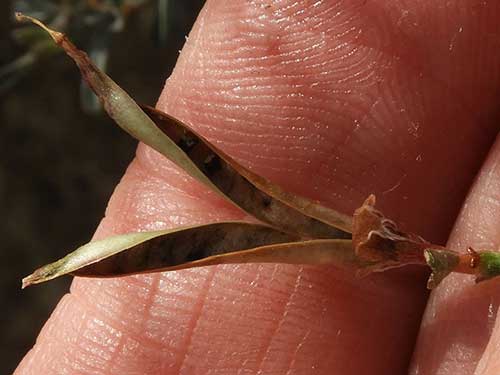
[410,135,500,375]
[17,1,500,374]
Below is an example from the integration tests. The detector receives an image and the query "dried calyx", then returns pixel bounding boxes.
[17,13,498,290]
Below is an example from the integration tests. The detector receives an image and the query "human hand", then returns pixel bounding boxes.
[16,1,500,374]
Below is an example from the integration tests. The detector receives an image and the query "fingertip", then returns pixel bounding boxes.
[410,134,500,374]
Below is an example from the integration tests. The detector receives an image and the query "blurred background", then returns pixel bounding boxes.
[0,0,205,372]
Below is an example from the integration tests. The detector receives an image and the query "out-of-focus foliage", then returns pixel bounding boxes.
[3,0,172,113]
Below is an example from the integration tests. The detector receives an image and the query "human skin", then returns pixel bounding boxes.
[15,1,500,374]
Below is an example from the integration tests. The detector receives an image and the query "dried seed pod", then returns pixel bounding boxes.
[22,222,362,288]
[141,105,352,238]
[15,13,352,239]
[17,13,499,290]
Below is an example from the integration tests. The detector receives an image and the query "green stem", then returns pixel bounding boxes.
[425,247,500,288]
